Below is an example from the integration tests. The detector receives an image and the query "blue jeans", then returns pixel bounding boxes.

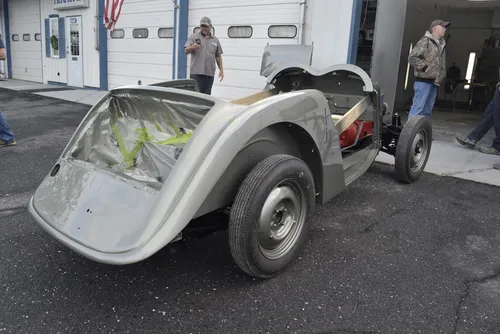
[467,85,500,150]
[0,112,15,143]
[408,81,439,118]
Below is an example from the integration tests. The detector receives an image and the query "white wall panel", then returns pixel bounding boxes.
[303,0,355,69]
[107,0,174,89]
[8,0,43,82]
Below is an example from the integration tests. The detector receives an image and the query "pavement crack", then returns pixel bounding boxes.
[358,208,405,234]
[442,167,494,177]
[451,268,500,334]
[6,100,66,113]
[329,329,381,334]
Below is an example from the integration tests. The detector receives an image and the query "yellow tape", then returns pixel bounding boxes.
[110,118,192,169]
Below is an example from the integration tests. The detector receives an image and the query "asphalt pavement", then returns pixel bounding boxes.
[1,88,500,334]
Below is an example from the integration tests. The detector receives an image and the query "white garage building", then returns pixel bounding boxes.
[1,0,500,115]
[0,0,360,97]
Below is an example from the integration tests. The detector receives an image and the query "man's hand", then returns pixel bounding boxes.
[184,43,201,54]
[0,48,6,61]
[219,70,224,82]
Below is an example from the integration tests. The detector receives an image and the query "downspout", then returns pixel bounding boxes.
[298,0,306,45]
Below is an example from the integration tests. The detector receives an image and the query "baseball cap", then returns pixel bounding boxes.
[200,17,212,26]
[429,19,450,31]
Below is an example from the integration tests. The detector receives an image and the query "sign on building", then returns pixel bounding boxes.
[53,0,90,10]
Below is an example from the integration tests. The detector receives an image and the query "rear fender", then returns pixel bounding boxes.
[143,89,345,251]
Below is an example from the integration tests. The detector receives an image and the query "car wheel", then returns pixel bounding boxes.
[395,115,433,183]
[228,154,315,279]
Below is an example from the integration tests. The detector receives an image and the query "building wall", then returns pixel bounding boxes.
[107,0,175,89]
[303,0,356,69]
[40,0,100,88]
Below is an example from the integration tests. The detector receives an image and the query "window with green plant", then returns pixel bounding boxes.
[50,17,59,57]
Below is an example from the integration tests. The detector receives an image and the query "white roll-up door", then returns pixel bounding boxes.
[8,0,43,82]
[107,0,175,89]
[187,0,303,100]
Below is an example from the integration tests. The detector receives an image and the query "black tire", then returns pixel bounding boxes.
[228,154,316,279]
[395,115,433,183]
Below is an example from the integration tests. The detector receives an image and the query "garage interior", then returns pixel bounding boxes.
[360,0,500,122]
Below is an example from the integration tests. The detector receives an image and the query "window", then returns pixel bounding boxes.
[268,25,297,38]
[464,52,477,90]
[405,42,413,90]
[110,29,124,39]
[23,34,31,41]
[133,28,148,38]
[158,27,174,38]
[50,17,59,57]
[193,26,215,35]
[12,34,19,41]
[35,33,41,41]
[228,26,252,38]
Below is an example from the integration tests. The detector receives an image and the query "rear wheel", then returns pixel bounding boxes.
[395,116,433,183]
[228,154,315,279]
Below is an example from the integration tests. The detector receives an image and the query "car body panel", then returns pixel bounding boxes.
[29,84,348,264]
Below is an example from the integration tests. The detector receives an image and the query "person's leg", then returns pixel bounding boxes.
[190,74,205,93]
[422,84,439,117]
[478,87,500,155]
[205,75,214,95]
[0,112,16,147]
[491,87,500,151]
[456,92,496,148]
[408,81,432,119]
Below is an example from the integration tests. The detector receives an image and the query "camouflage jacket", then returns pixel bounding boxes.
[408,32,447,86]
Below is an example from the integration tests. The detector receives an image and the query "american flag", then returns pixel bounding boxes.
[104,0,125,31]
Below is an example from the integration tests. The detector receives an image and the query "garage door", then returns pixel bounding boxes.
[8,0,43,82]
[187,0,303,100]
[107,0,175,89]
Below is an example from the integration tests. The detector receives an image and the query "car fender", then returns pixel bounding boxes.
[137,89,344,262]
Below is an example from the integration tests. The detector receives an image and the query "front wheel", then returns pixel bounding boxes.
[394,116,433,183]
[228,154,316,279]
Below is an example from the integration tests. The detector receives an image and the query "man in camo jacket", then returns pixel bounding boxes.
[407,19,450,119]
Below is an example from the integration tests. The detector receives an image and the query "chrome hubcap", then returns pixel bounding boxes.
[410,129,429,172]
[258,179,306,260]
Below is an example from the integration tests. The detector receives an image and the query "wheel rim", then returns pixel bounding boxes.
[258,179,307,260]
[410,129,429,173]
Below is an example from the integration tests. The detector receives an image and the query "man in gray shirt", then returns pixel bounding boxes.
[184,17,224,95]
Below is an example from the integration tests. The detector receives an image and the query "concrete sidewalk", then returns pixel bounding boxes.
[0,78,108,105]
[1,78,499,187]
[376,111,500,187]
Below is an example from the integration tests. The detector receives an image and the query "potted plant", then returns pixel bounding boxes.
[50,35,58,52]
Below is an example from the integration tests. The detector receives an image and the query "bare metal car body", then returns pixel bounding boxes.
[29,45,432,278]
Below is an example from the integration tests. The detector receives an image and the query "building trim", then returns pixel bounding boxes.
[3,0,12,78]
[98,0,108,90]
[176,0,188,79]
[172,0,177,79]
[347,0,362,64]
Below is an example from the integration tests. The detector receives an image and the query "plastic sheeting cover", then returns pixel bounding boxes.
[69,90,214,186]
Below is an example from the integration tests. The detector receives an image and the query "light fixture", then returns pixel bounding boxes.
[464,52,476,90]
[405,43,413,90]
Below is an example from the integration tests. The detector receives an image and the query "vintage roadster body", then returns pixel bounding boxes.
[28,45,432,279]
